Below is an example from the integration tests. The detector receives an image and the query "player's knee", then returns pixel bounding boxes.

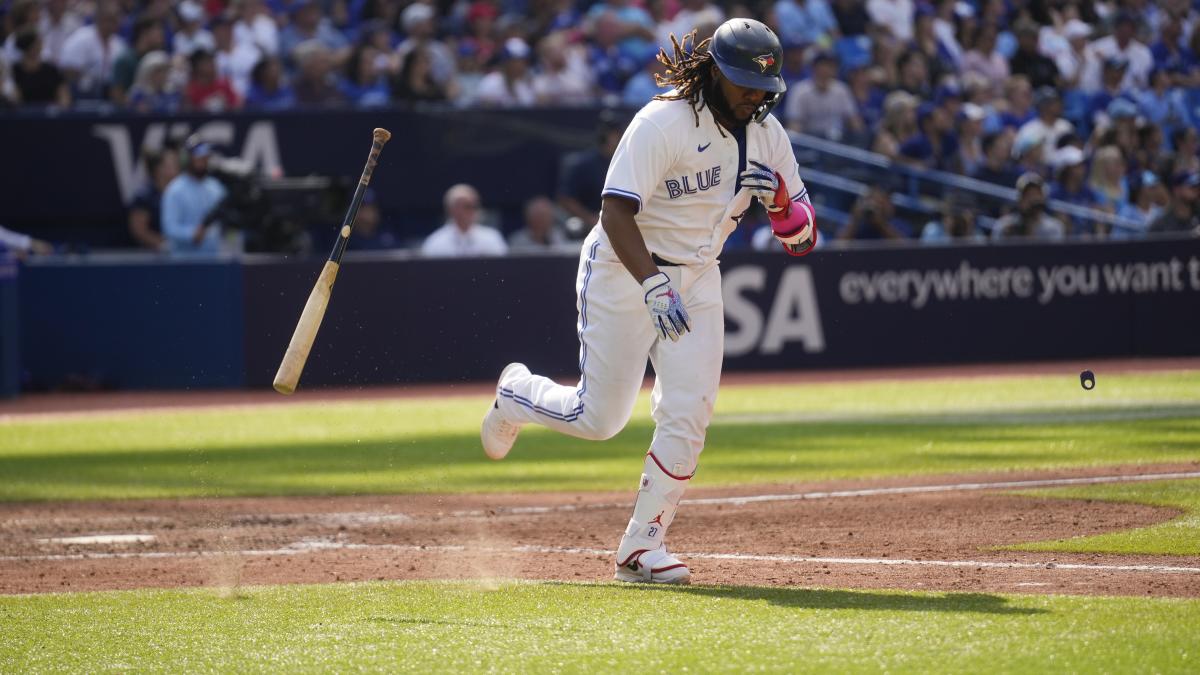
[571,395,635,440]
[574,411,627,441]
[588,417,627,441]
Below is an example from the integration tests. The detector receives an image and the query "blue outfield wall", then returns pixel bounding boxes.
[18,259,244,390]
[240,254,582,388]
[15,237,1200,392]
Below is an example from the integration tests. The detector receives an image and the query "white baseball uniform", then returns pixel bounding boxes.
[495,90,811,570]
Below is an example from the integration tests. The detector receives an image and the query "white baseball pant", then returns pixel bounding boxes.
[496,226,724,478]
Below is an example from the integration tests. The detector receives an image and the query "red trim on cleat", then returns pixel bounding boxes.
[616,549,650,568]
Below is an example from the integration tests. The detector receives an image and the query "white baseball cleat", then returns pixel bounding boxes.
[614,545,691,584]
[481,363,528,460]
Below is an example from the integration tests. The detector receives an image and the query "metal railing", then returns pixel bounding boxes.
[789,132,1144,233]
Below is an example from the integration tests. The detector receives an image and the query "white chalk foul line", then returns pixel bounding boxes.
[4,541,1200,575]
[36,534,156,545]
[683,470,1200,507]
[448,470,1200,516]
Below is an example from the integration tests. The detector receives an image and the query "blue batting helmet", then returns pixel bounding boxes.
[709,18,786,122]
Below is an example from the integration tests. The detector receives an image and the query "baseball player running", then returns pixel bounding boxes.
[482,19,817,584]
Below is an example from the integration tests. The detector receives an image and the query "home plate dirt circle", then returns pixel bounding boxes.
[2,464,1198,598]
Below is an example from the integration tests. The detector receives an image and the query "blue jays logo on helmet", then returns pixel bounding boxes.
[752,53,776,72]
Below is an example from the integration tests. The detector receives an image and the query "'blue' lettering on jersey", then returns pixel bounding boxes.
[666,166,721,199]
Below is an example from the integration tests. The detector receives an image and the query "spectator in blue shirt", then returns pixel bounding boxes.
[773,0,839,49]
[1048,146,1104,235]
[344,189,401,249]
[836,184,912,241]
[1114,171,1168,239]
[160,139,227,256]
[585,0,656,62]
[622,49,666,107]
[934,82,963,124]
[972,130,1021,189]
[1150,18,1194,77]
[127,146,180,251]
[244,56,295,110]
[847,64,885,140]
[772,37,808,115]
[778,37,808,88]
[1087,57,1135,128]
[1136,68,1191,137]
[280,0,350,66]
[338,43,390,107]
[588,12,641,95]
[899,102,959,172]
[556,110,625,231]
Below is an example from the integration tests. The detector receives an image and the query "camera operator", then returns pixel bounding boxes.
[836,184,912,241]
[161,137,229,256]
[208,160,339,254]
[992,173,1066,241]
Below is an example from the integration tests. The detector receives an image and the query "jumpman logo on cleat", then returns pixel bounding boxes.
[649,511,665,526]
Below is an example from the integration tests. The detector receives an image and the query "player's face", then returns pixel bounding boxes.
[713,69,767,124]
[189,155,209,176]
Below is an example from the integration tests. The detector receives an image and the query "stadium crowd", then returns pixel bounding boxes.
[2,0,1200,251]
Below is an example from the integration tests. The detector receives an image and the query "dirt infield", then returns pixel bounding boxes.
[3,464,1198,598]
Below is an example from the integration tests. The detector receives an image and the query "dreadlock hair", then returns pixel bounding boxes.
[654,31,724,135]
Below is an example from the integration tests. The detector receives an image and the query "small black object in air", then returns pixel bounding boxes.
[1080,370,1095,390]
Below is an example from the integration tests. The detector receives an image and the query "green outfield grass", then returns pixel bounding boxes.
[3,581,1198,673]
[1003,479,1200,556]
[1,372,1198,501]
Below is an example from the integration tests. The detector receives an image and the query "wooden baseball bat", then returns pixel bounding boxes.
[272,127,392,395]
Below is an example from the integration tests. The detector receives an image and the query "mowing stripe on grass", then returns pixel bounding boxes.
[445,470,1200,516]
[716,402,1200,426]
[5,542,1200,574]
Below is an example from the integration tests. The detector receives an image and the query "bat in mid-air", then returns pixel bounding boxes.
[272,127,392,395]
